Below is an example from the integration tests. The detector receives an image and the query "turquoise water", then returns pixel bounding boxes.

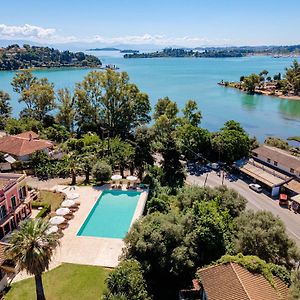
[0,54,300,141]
[77,190,140,239]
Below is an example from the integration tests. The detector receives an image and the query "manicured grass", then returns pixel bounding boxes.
[4,263,111,300]
[38,190,65,212]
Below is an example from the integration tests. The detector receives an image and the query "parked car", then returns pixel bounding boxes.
[249,183,263,193]
[211,163,220,170]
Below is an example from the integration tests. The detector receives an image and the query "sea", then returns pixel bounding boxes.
[0,51,299,143]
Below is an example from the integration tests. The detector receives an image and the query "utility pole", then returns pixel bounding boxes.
[204,173,208,187]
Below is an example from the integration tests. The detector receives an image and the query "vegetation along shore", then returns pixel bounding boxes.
[124,45,300,58]
[218,60,300,100]
[0,44,102,70]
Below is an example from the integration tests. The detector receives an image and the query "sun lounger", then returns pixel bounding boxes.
[58,222,69,230]
[64,213,74,220]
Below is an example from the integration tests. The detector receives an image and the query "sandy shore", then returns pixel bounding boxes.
[219,83,300,101]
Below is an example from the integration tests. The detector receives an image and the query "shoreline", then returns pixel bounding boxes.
[0,65,102,72]
[218,83,300,101]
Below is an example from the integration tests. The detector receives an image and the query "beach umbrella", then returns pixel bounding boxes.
[56,207,70,216]
[111,174,122,181]
[66,193,79,200]
[49,216,65,225]
[61,200,76,207]
[46,226,59,234]
[126,175,137,181]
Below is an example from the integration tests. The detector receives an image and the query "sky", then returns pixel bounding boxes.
[1,0,300,47]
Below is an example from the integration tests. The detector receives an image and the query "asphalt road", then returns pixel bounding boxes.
[187,171,300,248]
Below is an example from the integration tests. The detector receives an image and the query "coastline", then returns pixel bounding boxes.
[218,83,300,101]
[0,65,102,72]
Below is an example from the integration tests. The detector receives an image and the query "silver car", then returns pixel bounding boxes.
[249,183,263,193]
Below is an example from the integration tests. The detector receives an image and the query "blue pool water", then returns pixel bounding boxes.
[77,190,141,239]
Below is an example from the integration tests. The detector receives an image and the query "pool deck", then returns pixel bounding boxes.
[13,184,148,282]
[55,184,148,267]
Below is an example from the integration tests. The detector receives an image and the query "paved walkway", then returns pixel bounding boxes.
[26,176,85,190]
[13,184,148,282]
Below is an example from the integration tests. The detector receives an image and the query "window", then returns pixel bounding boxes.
[0,205,7,219]
[267,158,271,163]
[290,168,295,173]
[11,196,16,209]
[274,161,278,166]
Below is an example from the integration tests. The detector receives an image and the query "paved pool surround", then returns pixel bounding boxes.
[51,185,148,268]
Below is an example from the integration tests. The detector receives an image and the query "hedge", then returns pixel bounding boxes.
[32,201,51,219]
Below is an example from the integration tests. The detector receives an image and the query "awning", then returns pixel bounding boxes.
[291,194,300,203]
[240,163,287,188]
[284,179,300,194]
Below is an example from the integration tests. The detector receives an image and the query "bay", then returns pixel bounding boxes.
[0,53,299,142]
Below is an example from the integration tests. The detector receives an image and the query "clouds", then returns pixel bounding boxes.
[93,34,229,46]
[0,24,76,43]
[0,23,230,47]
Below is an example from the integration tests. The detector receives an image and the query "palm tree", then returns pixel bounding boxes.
[64,152,82,185]
[79,152,96,183]
[5,219,60,300]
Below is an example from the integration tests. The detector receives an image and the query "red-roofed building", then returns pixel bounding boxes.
[0,131,53,161]
[180,262,289,300]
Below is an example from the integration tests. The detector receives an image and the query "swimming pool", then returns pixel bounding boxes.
[77,190,141,239]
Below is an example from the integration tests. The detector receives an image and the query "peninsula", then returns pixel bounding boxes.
[0,44,102,70]
[124,45,300,58]
[219,60,300,100]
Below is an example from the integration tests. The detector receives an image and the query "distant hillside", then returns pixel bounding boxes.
[0,44,102,70]
[125,45,300,59]
[86,47,120,51]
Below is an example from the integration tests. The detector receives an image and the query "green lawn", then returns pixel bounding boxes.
[4,263,111,300]
[37,190,65,212]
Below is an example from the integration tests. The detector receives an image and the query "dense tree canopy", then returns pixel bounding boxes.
[211,120,250,163]
[104,259,151,300]
[56,88,76,132]
[0,90,11,129]
[242,73,261,93]
[285,60,300,95]
[74,70,151,136]
[234,210,300,269]
[11,70,56,120]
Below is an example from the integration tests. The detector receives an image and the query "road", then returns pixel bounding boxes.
[187,171,300,248]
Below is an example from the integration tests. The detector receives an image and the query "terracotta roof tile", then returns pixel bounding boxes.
[199,263,249,300]
[198,263,288,300]
[0,131,53,157]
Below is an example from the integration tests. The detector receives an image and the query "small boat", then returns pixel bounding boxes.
[104,64,119,70]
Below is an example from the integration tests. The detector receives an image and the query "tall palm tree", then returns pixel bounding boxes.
[5,219,60,300]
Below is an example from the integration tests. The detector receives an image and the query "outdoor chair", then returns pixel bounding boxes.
[58,222,69,230]
[70,206,79,212]
[64,213,74,220]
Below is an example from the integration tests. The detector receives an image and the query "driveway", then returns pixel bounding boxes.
[187,171,300,248]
